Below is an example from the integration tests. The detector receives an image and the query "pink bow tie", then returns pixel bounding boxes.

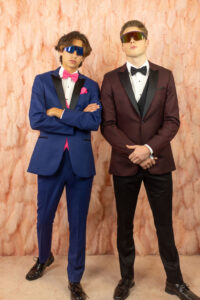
[62,69,79,82]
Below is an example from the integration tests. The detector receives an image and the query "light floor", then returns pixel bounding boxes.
[0,255,200,300]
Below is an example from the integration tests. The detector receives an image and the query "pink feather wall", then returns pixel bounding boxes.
[0,0,200,256]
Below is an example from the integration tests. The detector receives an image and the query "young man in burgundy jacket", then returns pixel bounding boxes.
[101,20,199,300]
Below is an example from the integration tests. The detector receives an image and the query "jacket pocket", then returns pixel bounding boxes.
[39,136,48,139]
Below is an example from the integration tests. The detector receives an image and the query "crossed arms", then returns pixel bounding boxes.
[29,76,101,134]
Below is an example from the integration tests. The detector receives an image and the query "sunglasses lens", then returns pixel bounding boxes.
[64,46,74,53]
[121,33,130,43]
[133,32,144,41]
[76,47,83,56]
[64,46,83,56]
[121,31,145,43]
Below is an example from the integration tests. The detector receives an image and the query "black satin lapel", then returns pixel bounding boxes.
[51,75,66,109]
[118,69,140,116]
[142,69,158,119]
[70,78,85,110]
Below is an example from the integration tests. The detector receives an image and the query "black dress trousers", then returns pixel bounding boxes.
[113,169,183,284]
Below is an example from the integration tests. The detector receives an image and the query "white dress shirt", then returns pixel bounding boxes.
[126,60,153,156]
[59,66,78,107]
[126,60,149,102]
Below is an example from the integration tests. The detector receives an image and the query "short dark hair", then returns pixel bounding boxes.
[120,20,148,39]
[55,31,92,65]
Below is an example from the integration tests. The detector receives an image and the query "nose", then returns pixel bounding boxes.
[130,37,135,43]
[71,51,78,58]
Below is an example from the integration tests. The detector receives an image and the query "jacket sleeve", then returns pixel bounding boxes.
[146,71,180,154]
[29,75,74,135]
[60,81,101,131]
[100,74,135,155]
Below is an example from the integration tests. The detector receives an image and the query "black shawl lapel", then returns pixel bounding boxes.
[70,78,85,110]
[51,72,66,109]
[118,68,140,116]
[142,68,158,119]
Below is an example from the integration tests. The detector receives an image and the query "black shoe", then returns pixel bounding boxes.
[68,282,88,300]
[113,278,135,300]
[165,281,200,300]
[25,252,54,281]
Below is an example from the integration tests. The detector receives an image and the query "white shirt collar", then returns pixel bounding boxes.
[126,60,149,75]
[59,66,78,78]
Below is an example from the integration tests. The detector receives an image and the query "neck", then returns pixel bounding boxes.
[127,54,147,67]
[62,65,78,74]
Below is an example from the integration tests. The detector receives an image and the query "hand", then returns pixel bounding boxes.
[46,107,64,118]
[139,157,157,169]
[83,103,100,112]
[126,145,150,164]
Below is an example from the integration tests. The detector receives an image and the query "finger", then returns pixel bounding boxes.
[133,157,142,164]
[126,145,136,149]
[128,153,133,160]
[88,106,99,110]
[89,104,99,108]
[85,105,95,109]
[131,158,136,164]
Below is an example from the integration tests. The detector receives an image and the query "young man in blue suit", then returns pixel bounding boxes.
[26,31,101,300]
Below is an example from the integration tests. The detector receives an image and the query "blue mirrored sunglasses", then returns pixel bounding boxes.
[64,46,84,56]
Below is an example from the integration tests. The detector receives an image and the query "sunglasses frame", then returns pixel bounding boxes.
[64,45,84,56]
[120,31,147,43]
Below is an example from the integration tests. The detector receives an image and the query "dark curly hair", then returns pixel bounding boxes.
[55,31,92,65]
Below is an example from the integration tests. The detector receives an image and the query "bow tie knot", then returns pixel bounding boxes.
[131,66,147,76]
[62,69,79,82]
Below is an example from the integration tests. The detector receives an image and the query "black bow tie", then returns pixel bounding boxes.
[131,66,147,76]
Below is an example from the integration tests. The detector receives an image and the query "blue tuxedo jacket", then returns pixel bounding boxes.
[28,67,101,178]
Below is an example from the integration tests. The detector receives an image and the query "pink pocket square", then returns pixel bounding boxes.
[80,87,88,94]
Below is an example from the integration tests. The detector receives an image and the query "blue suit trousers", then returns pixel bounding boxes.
[37,149,93,282]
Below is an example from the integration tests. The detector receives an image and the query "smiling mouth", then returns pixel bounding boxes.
[69,60,76,63]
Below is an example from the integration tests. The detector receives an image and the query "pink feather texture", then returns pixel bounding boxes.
[0,0,200,256]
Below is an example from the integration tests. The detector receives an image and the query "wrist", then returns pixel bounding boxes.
[144,144,153,155]
[144,145,151,155]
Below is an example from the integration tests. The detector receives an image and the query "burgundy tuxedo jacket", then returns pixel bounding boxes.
[100,61,180,176]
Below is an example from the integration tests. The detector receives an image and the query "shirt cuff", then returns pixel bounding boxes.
[145,144,153,155]
[60,109,65,119]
